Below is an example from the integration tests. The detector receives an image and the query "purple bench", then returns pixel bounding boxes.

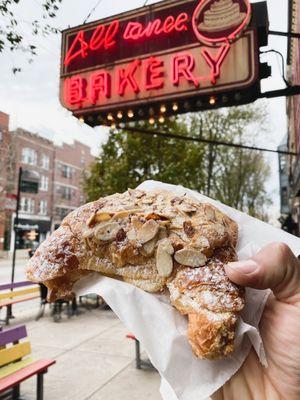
[0,325,55,399]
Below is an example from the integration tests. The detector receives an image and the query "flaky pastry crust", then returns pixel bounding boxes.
[26,188,244,360]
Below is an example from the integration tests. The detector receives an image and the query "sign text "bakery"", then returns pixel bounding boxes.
[60,0,258,125]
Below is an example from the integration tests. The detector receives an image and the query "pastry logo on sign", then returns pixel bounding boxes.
[60,0,257,124]
[192,0,251,83]
[193,0,251,44]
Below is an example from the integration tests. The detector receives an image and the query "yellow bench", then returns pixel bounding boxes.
[0,281,41,325]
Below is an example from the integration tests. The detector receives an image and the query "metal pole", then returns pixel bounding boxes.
[11,167,22,285]
[269,30,300,39]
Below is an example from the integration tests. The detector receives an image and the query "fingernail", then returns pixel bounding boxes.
[227,260,258,274]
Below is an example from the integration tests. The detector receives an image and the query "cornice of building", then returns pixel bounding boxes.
[54,139,93,156]
[12,128,54,146]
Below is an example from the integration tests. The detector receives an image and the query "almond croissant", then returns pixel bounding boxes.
[26,189,245,360]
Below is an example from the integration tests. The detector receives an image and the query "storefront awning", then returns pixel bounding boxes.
[15,218,51,233]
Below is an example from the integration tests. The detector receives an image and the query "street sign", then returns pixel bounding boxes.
[59,0,268,126]
[5,193,17,211]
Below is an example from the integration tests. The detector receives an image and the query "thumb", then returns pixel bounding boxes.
[225,242,300,304]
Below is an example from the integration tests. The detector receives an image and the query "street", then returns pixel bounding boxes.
[0,253,28,284]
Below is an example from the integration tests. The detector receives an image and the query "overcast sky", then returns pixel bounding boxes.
[0,0,290,217]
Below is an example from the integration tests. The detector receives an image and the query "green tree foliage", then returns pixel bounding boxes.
[0,0,62,71]
[84,104,271,219]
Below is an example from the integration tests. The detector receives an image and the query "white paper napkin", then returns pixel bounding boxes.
[74,180,300,400]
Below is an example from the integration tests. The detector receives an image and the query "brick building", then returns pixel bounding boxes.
[0,111,10,250]
[9,128,55,250]
[0,112,94,251]
[286,0,300,232]
[52,141,94,229]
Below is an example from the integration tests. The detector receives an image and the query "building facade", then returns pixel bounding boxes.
[0,112,10,250]
[52,141,94,229]
[0,114,94,251]
[286,0,300,233]
[9,128,55,250]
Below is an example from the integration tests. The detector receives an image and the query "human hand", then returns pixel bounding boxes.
[212,243,300,400]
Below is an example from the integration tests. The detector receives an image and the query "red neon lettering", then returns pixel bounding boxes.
[65,76,86,105]
[201,43,230,84]
[64,31,89,66]
[90,71,111,104]
[65,13,189,66]
[123,12,189,41]
[65,20,119,66]
[104,20,119,49]
[89,20,119,51]
[172,54,199,88]
[175,12,189,32]
[123,23,142,40]
[143,19,162,37]
[164,16,175,34]
[89,24,105,50]
[117,59,141,96]
[145,57,164,90]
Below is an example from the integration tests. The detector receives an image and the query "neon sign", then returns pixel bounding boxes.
[192,0,252,46]
[64,12,190,67]
[123,13,189,41]
[60,0,260,124]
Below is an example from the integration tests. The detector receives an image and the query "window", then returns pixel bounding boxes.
[61,164,73,179]
[41,154,50,170]
[39,200,47,215]
[22,148,37,166]
[61,186,72,200]
[56,207,70,220]
[80,194,85,204]
[20,198,35,214]
[40,176,49,191]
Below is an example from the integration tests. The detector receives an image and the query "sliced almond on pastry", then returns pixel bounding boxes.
[192,236,210,249]
[158,226,168,240]
[204,205,216,221]
[156,239,174,277]
[112,209,141,220]
[127,228,137,241]
[137,220,160,244]
[171,215,186,229]
[142,237,158,256]
[86,213,97,227]
[177,202,197,213]
[95,222,120,241]
[183,221,195,238]
[94,212,112,224]
[174,248,207,267]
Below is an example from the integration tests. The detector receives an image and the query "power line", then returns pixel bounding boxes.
[83,0,103,24]
[122,126,297,157]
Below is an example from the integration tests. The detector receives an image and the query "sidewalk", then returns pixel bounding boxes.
[1,256,212,400]
[3,301,162,400]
